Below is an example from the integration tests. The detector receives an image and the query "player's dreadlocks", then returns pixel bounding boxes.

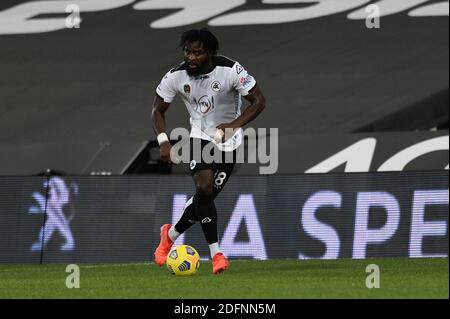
[179,28,219,55]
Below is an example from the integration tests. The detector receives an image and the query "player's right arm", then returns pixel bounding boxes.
[151,95,172,163]
[152,69,178,163]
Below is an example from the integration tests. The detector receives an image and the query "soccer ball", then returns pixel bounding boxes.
[166,245,200,276]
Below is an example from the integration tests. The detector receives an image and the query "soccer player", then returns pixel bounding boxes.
[152,28,265,274]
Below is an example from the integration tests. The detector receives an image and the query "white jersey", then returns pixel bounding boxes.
[156,55,257,151]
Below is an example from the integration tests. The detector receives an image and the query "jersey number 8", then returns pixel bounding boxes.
[214,172,227,186]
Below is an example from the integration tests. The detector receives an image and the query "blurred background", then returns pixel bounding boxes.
[0,0,448,175]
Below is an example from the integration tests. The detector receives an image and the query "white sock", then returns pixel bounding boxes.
[168,226,180,242]
[209,242,221,258]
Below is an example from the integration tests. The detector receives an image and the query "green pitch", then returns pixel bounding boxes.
[0,258,447,298]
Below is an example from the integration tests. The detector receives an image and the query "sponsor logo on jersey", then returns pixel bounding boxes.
[236,65,244,74]
[211,81,221,92]
[240,75,253,88]
[195,95,214,114]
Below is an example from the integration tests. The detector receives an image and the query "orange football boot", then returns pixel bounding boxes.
[212,253,229,274]
[153,224,173,266]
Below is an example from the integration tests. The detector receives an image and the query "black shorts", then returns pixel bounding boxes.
[189,138,236,196]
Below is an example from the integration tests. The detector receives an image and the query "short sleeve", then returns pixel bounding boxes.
[231,62,257,96]
[156,69,177,103]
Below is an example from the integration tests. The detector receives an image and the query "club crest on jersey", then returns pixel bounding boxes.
[211,81,221,92]
[183,84,191,94]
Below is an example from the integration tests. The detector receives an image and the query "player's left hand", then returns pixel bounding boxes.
[215,123,239,143]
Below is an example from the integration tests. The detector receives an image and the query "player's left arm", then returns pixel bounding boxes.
[216,84,266,132]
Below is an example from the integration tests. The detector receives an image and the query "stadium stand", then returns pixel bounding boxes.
[0,0,448,174]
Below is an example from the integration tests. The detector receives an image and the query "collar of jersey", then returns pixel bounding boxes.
[189,65,217,80]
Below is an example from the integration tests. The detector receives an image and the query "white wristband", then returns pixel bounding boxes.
[157,132,169,146]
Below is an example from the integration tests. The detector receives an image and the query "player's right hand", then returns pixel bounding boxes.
[159,142,172,163]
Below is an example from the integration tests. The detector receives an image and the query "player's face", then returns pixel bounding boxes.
[183,41,209,76]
